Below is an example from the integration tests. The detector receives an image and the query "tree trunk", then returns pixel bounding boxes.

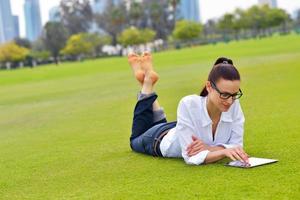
[54,56,59,65]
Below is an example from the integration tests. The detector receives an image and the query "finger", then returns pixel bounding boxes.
[188,148,203,156]
[188,146,205,156]
[232,152,243,162]
[228,154,236,161]
[191,143,204,151]
[187,142,203,153]
[189,151,201,157]
[186,141,197,151]
[187,145,198,154]
[236,149,247,160]
[236,149,249,162]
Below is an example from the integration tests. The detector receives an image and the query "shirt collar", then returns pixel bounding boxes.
[200,96,233,127]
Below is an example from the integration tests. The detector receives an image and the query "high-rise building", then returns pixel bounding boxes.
[0,0,15,44]
[258,0,277,8]
[24,0,42,41]
[177,0,201,22]
[0,6,5,44]
[49,6,60,22]
[13,15,20,38]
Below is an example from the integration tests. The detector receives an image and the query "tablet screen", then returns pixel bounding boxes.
[226,157,278,168]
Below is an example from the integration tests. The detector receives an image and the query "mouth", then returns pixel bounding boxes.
[223,104,230,109]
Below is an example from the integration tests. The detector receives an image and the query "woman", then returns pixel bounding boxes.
[128,52,249,165]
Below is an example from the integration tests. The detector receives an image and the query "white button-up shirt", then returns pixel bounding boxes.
[160,95,245,165]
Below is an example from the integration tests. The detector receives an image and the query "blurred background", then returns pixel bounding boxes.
[0,0,300,69]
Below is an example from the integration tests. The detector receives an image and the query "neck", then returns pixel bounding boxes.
[206,96,221,120]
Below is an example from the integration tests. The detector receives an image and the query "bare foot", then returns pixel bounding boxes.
[141,52,159,85]
[128,53,144,84]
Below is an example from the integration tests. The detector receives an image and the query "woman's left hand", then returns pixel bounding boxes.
[186,135,209,157]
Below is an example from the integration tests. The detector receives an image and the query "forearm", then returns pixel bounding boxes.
[207,145,225,152]
[204,150,226,164]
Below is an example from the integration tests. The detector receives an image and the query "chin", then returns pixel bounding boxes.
[220,105,231,112]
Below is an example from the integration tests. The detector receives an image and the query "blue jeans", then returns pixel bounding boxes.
[130,93,177,157]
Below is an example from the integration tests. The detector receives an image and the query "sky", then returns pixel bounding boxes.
[9,0,300,37]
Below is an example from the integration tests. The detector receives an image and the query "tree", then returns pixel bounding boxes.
[81,33,111,56]
[41,22,68,64]
[266,7,291,33]
[172,20,202,41]
[60,33,93,59]
[168,0,181,29]
[217,13,236,40]
[118,27,155,47]
[128,2,144,28]
[60,0,93,35]
[29,51,51,63]
[295,9,300,33]
[26,38,50,65]
[0,42,29,69]
[203,19,219,39]
[95,2,127,45]
[14,38,32,49]
[146,0,172,39]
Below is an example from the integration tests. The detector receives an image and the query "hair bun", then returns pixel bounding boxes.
[214,57,233,65]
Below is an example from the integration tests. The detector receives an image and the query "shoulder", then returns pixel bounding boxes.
[179,95,204,107]
[178,95,206,113]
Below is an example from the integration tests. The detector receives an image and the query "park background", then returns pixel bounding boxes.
[1,0,300,199]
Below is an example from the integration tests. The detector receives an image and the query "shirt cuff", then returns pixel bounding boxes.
[185,150,210,165]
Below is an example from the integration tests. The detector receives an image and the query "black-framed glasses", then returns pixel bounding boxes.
[211,81,243,100]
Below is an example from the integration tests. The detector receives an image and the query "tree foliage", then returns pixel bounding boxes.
[117,27,156,46]
[60,0,93,35]
[0,42,29,63]
[42,22,68,63]
[61,33,93,57]
[95,2,127,45]
[173,20,202,41]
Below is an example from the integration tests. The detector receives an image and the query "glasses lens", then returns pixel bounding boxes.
[234,93,243,99]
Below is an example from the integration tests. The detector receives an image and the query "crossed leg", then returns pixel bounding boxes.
[128,52,161,111]
[128,52,167,141]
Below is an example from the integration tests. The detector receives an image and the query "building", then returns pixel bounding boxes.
[258,0,277,8]
[13,15,20,38]
[24,0,42,41]
[0,6,5,44]
[0,0,15,44]
[177,0,201,22]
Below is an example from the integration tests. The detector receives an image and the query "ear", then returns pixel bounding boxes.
[206,81,212,93]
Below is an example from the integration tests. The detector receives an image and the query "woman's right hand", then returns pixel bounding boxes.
[222,147,249,164]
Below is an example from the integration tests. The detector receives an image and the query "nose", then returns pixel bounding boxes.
[225,97,234,105]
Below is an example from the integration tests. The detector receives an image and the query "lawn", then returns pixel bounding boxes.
[0,34,300,199]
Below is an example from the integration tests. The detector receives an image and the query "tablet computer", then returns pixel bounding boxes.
[225,157,278,168]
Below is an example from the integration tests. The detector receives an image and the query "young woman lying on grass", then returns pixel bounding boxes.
[128,52,249,165]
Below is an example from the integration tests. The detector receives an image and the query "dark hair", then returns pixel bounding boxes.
[200,57,240,96]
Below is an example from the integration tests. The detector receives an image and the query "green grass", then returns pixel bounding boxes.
[1,34,300,199]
